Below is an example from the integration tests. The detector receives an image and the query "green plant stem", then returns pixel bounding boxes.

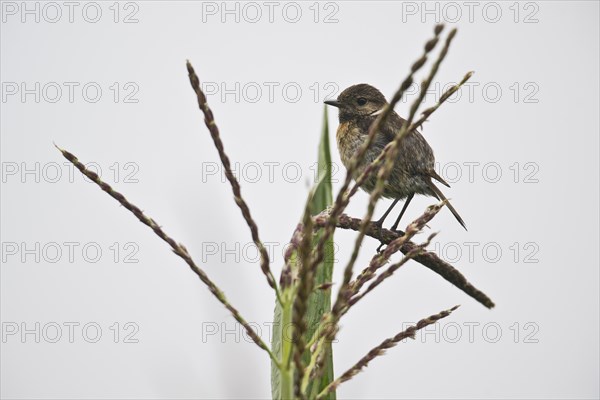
[301,315,331,393]
[280,289,295,399]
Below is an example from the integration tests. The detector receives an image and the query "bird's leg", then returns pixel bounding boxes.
[390,193,415,232]
[374,198,400,253]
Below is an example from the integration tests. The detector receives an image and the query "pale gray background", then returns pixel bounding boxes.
[1,1,599,399]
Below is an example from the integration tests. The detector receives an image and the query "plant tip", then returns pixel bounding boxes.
[52,142,64,152]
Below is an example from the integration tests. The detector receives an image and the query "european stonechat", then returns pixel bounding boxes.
[325,83,466,239]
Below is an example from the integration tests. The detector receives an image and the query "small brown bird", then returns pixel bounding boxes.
[325,84,466,244]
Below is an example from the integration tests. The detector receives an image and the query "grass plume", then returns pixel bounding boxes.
[316,305,460,399]
[55,144,279,365]
[187,61,280,302]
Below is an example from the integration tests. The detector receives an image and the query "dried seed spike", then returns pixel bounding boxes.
[187,60,280,299]
[411,56,427,72]
[316,305,459,399]
[312,210,495,309]
[316,282,334,291]
[400,76,414,91]
[425,37,439,52]
[56,145,279,365]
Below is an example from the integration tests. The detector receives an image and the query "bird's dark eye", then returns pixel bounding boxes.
[356,97,367,106]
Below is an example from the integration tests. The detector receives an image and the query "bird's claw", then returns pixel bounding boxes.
[373,220,386,253]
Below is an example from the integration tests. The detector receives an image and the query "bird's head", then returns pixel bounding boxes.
[324,84,388,122]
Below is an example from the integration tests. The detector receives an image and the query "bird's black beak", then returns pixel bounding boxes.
[324,99,342,108]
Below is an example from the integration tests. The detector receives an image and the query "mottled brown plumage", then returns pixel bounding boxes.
[325,83,466,234]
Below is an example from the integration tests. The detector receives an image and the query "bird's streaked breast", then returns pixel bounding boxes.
[336,122,364,171]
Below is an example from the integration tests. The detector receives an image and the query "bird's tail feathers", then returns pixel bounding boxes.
[428,170,451,188]
[426,179,467,231]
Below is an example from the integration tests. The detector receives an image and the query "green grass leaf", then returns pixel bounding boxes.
[304,106,335,399]
[271,107,336,399]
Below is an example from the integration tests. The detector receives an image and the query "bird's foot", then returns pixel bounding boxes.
[372,220,386,253]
